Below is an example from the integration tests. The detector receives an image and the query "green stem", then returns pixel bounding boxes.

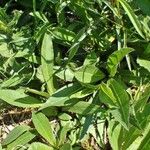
[25,88,49,98]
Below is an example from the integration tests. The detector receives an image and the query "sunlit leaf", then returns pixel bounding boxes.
[107,48,134,76]
[74,65,105,83]
[0,89,42,107]
[41,33,55,95]
[32,112,56,146]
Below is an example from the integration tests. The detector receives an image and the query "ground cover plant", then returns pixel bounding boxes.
[0,0,150,149]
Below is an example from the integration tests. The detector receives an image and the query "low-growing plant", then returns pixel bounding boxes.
[0,0,150,149]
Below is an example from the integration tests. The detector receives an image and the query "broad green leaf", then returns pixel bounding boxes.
[127,122,150,150]
[109,79,130,129]
[119,0,145,38]
[108,121,123,150]
[137,58,150,72]
[32,112,56,146]
[41,33,55,95]
[41,83,82,109]
[107,48,134,76]
[55,67,74,82]
[64,101,104,115]
[2,125,30,146]
[0,74,24,88]
[6,130,36,150]
[60,143,72,150]
[0,89,42,107]
[136,0,150,16]
[52,27,75,44]
[99,82,117,107]
[74,65,105,83]
[121,120,144,150]
[59,113,72,121]
[28,142,53,150]
[83,52,98,66]
[42,107,58,117]
[70,88,94,98]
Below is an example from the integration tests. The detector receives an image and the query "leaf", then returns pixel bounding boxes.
[134,84,150,112]
[52,27,75,44]
[55,67,74,82]
[28,142,54,150]
[107,48,134,76]
[59,113,72,121]
[119,0,145,38]
[136,0,150,16]
[83,52,98,66]
[68,27,92,61]
[137,124,150,150]
[74,65,105,83]
[108,120,123,150]
[99,82,117,107]
[59,123,71,146]
[6,130,36,150]
[2,125,30,146]
[137,58,150,72]
[32,112,56,146]
[0,74,24,88]
[64,101,104,115]
[0,89,42,108]
[109,79,130,130]
[60,143,72,150]
[79,115,93,140]
[41,83,82,109]
[41,33,55,95]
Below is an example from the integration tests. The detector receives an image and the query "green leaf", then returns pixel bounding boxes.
[137,58,150,72]
[0,89,42,107]
[107,48,134,77]
[6,130,36,150]
[41,83,82,109]
[83,52,98,66]
[41,33,55,95]
[134,84,150,112]
[99,82,117,107]
[136,0,150,16]
[137,124,150,150]
[68,27,92,61]
[28,142,54,150]
[55,67,74,82]
[74,65,105,83]
[109,79,130,130]
[0,74,24,88]
[60,143,72,150]
[119,0,145,38]
[2,125,30,146]
[59,123,71,146]
[64,101,104,115]
[52,27,75,44]
[108,121,123,150]
[59,113,72,121]
[32,112,56,146]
